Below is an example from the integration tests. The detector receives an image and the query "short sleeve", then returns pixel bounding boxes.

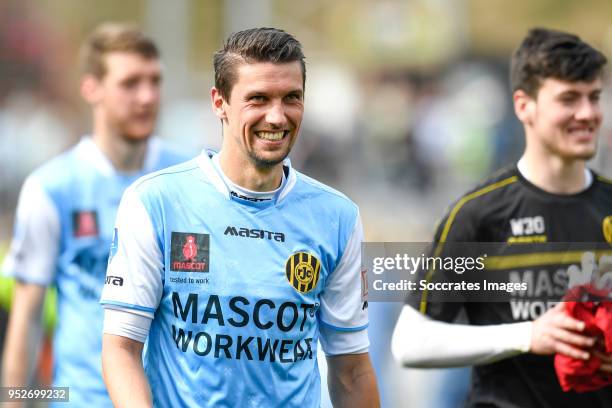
[318,213,368,354]
[100,188,163,318]
[2,176,59,286]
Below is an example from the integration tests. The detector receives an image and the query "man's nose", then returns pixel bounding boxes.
[575,98,600,122]
[265,101,287,127]
[137,82,160,106]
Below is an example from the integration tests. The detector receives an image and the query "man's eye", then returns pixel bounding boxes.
[560,96,577,104]
[249,95,266,102]
[122,78,138,89]
[285,94,302,102]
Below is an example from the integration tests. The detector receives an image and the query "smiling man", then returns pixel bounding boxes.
[393,28,612,407]
[1,23,188,407]
[100,28,379,407]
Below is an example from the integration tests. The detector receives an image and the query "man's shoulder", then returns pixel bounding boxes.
[591,171,612,210]
[292,171,358,215]
[450,165,520,214]
[433,166,521,241]
[149,137,194,169]
[131,158,200,194]
[594,172,612,191]
[28,144,82,191]
[461,166,520,201]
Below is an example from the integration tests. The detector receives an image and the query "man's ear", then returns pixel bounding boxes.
[80,74,102,105]
[211,87,227,120]
[513,89,535,126]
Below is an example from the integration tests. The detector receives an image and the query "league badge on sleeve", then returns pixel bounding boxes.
[361,268,369,310]
[108,228,119,264]
[171,232,210,272]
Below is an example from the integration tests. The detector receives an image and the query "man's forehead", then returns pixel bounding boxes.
[103,52,160,78]
[540,77,603,94]
[234,61,303,89]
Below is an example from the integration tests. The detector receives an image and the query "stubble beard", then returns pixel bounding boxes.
[249,147,290,168]
[543,133,598,162]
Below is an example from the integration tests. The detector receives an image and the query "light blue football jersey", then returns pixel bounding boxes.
[3,137,190,407]
[101,151,368,407]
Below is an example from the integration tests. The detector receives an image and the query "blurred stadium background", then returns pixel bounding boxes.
[1,0,612,406]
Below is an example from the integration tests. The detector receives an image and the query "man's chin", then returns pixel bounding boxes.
[250,151,289,168]
[120,130,153,144]
[575,151,597,161]
[562,148,597,161]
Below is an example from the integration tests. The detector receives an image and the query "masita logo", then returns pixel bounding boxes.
[105,275,124,286]
[224,226,285,242]
[171,232,210,272]
[285,252,321,293]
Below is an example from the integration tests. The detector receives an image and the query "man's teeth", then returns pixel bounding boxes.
[257,131,284,141]
[569,128,593,136]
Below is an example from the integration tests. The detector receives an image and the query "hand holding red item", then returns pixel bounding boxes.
[554,284,612,392]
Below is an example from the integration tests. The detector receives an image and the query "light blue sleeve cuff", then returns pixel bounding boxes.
[319,323,369,356]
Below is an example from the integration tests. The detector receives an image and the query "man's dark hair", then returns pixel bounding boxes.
[510,28,607,97]
[213,27,305,101]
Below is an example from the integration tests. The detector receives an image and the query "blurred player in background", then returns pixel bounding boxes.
[393,28,612,407]
[100,27,379,407]
[1,22,189,406]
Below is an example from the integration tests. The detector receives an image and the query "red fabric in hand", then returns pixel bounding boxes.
[554,286,612,393]
[595,302,612,352]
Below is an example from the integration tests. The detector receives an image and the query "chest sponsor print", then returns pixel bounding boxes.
[508,215,547,243]
[171,232,210,272]
[72,210,99,238]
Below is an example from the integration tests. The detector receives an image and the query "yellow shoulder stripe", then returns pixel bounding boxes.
[438,176,518,245]
[597,175,612,185]
[420,175,518,313]
[485,249,612,270]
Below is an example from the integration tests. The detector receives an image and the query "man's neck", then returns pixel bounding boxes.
[218,150,283,192]
[519,149,588,194]
[91,123,148,173]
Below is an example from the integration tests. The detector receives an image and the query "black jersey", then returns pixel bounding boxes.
[406,165,612,408]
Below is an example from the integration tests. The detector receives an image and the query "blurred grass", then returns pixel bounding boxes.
[0,241,57,333]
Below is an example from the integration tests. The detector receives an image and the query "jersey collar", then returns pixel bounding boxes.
[75,136,162,177]
[517,157,593,192]
[196,150,297,205]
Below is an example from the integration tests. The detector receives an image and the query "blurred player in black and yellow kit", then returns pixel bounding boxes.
[392,28,612,407]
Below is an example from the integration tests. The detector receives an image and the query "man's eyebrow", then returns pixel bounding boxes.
[243,89,304,97]
[558,89,580,95]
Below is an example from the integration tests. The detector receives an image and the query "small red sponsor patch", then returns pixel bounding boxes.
[171,232,210,272]
[73,210,99,237]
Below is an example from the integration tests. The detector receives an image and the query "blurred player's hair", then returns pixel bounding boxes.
[214,27,306,100]
[80,22,159,79]
[510,27,607,97]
